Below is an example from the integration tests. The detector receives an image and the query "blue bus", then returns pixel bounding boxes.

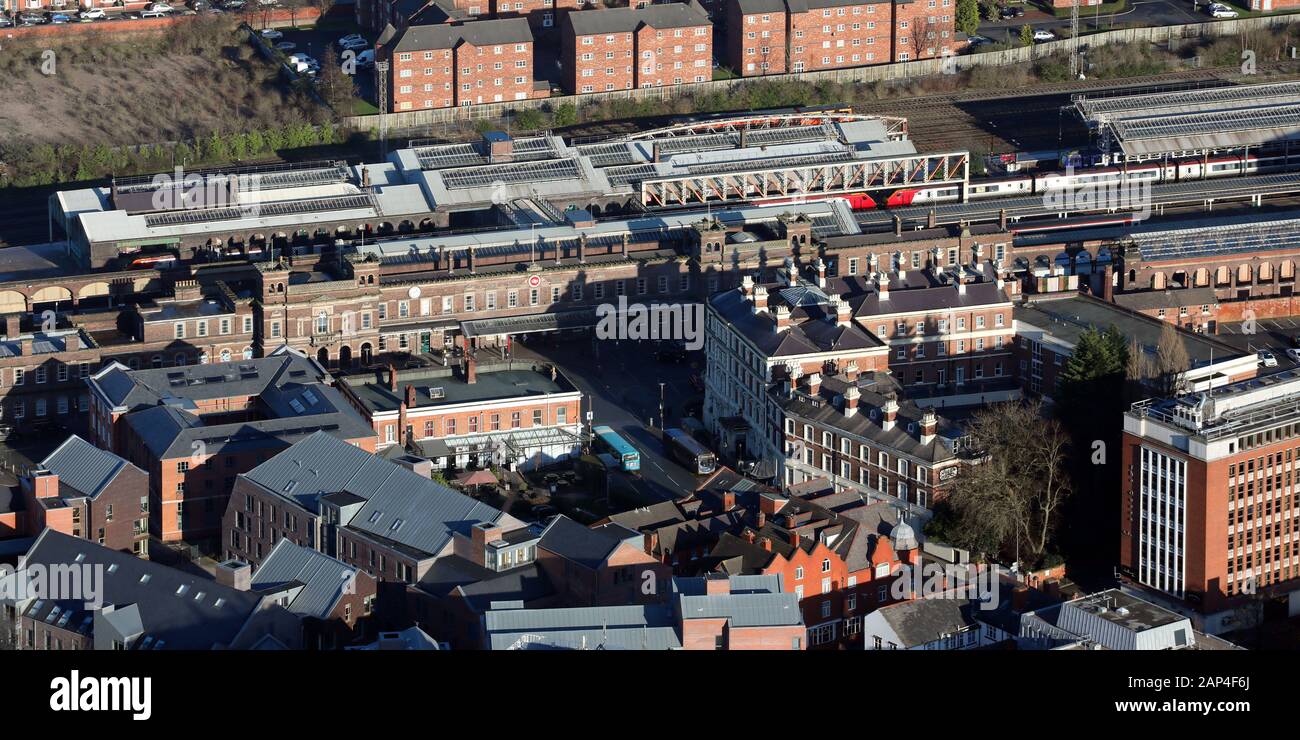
[592,425,640,472]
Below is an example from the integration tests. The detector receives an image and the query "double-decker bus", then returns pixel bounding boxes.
[592,425,640,472]
[663,428,717,475]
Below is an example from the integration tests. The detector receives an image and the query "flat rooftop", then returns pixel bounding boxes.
[339,362,577,414]
[1014,294,1236,366]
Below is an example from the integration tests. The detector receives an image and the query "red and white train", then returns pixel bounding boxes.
[755,151,1298,211]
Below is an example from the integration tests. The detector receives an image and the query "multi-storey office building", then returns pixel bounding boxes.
[1123,371,1300,632]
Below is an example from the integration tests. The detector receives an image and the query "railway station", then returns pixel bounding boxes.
[48,112,966,270]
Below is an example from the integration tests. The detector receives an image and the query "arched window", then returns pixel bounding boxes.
[242,347,253,360]
[220,349,231,363]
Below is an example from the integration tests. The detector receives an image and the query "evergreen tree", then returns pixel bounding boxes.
[956,0,981,37]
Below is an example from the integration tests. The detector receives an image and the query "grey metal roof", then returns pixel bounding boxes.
[89,350,325,411]
[250,540,358,619]
[485,603,682,650]
[16,529,264,650]
[242,431,505,559]
[40,435,135,500]
[678,590,802,627]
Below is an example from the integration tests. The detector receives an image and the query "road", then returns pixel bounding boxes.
[978,0,1210,44]
[511,334,707,502]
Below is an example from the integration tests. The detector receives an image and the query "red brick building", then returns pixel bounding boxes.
[1122,371,1300,633]
[377,17,544,111]
[889,0,957,62]
[561,2,713,94]
[3,436,150,557]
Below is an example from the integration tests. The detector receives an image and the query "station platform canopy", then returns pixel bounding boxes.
[1073,81,1300,159]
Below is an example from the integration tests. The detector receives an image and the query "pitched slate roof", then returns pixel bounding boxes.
[242,431,506,559]
[874,597,980,648]
[566,1,710,36]
[709,282,884,359]
[250,539,359,620]
[385,16,532,53]
[40,435,136,500]
[15,530,265,650]
[538,515,640,570]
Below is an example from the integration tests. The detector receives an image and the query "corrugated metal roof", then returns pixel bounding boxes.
[40,435,131,500]
[250,540,357,619]
[243,431,504,558]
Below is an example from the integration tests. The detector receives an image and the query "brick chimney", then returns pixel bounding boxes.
[722,491,736,511]
[465,353,477,385]
[387,363,398,392]
[774,305,792,333]
[955,276,967,296]
[893,214,902,236]
[760,538,772,552]
[844,360,860,382]
[788,530,800,549]
[815,258,827,289]
[786,262,798,288]
[744,529,756,544]
[758,492,785,516]
[405,384,416,408]
[172,279,202,302]
[755,510,766,529]
[644,531,659,556]
[999,208,1008,231]
[1102,264,1115,302]
[1012,584,1030,613]
[844,385,860,418]
[741,274,754,299]
[705,574,731,595]
[753,285,768,313]
[882,397,899,432]
[214,560,251,591]
[29,470,59,500]
[919,409,938,444]
[877,273,890,301]
[805,372,821,396]
[471,521,502,554]
[835,298,851,327]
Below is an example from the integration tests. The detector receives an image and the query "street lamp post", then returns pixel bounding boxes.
[658,382,666,429]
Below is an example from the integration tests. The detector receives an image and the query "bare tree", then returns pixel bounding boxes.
[1155,321,1190,397]
[940,400,1073,567]
[908,16,937,60]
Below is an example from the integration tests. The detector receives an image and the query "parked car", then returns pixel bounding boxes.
[1286,348,1300,363]
[18,11,43,24]
[46,12,72,23]
[1259,350,1279,368]
[260,28,283,39]
[1032,29,1056,42]
[967,34,992,46]
[140,8,166,17]
[999,5,1024,19]
[146,2,175,12]
[0,15,13,27]
[1208,3,1239,17]
[79,7,106,19]
[274,41,297,51]
[353,48,376,68]
[222,0,246,8]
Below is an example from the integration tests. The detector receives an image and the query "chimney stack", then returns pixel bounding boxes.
[877,273,891,301]
[788,530,800,549]
[927,210,937,229]
[815,258,827,289]
[753,285,769,313]
[805,372,821,396]
[971,243,984,272]
[844,360,859,382]
[920,409,937,444]
[774,305,792,333]
[999,208,1008,231]
[214,560,252,591]
[835,298,851,327]
[405,384,416,408]
[756,510,766,529]
[893,214,902,236]
[30,470,59,500]
[741,274,754,299]
[722,491,736,511]
[471,521,503,554]
[761,538,772,552]
[388,363,398,392]
[882,397,899,432]
[465,353,477,384]
[705,575,731,595]
[844,385,860,417]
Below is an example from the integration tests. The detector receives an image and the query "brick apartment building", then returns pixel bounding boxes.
[1122,372,1300,633]
[223,431,526,592]
[376,17,544,111]
[0,436,150,557]
[723,0,955,75]
[560,2,713,94]
[86,348,376,545]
